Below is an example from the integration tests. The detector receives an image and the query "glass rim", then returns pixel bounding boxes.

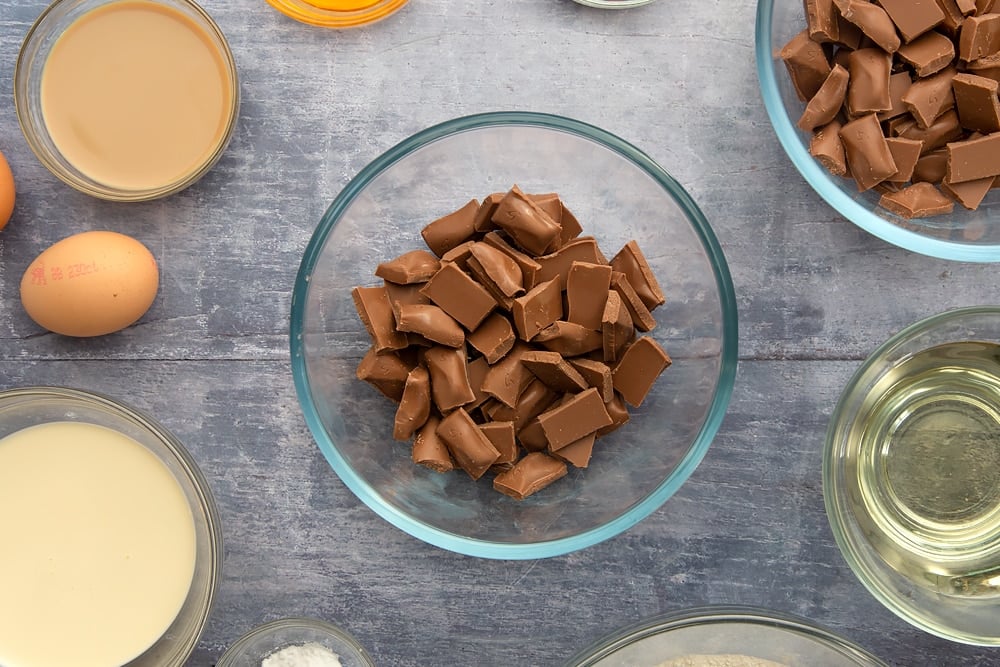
[217,616,376,666]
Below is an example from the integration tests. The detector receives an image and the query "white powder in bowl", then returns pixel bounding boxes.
[656,656,788,667]
[261,642,343,667]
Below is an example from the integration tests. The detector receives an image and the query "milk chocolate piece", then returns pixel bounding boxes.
[837,13,866,47]
[467,242,524,297]
[898,108,964,152]
[942,174,995,207]
[482,342,534,407]
[976,0,999,14]
[534,321,603,357]
[878,181,956,216]
[847,48,893,114]
[556,201,584,246]
[534,237,608,290]
[565,261,612,331]
[903,65,957,128]
[528,192,562,225]
[412,415,454,473]
[356,347,415,401]
[552,432,596,469]
[569,358,614,402]
[897,31,956,76]
[967,52,1000,82]
[440,240,477,272]
[879,0,945,42]
[491,186,562,256]
[840,113,898,190]
[609,271,657,332]
[396,304,465,348]
[394,365,431,441]
[810,119,849,176]
[420,261,496,331]
[959,0,978,14]
[612,337,673,408]
[935,0,966,34]
[352,285,409,352]
[479,421,518,466]
[473,192,504,233]
[486,378,559,431]
[598,394,631,436]
[798,64,851,131]
[537,388,613,451]
[465,256,515,312]
[952,72,1000,132]
[421,199,479,257]
[609,240,665,311]
[886,137,925,181]
[375,249,441,285]
[602,290,635,363]
[780,29,833,100]
[959,13,1000,61]
[517,417,549,452]
[806,0,840,42]
[385,281,431,322]
[467,312,516,363]
[946,132,1000,181]
[833,0,902,52]
[493,452,567,500]
[424,345,476,412]
[521,351,589,393]
[482,231,542,289]
[913,147,950,181]
[512,278,562,341]
[437,408,500,480]
[466,355,491,411]
[878,72,914,121]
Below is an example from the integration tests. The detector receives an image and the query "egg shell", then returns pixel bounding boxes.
[20,231,159,337]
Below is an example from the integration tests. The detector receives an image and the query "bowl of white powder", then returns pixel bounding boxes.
[216,617,375,667]
[564,606,888,667]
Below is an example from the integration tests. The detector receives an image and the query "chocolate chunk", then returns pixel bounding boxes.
[473,192,504,233]
[958,0,977,14]
[946,132,1000,181]
[935,0,966,34]
[886,137,925,181]
[878,181,956,217]
[879,0,945,42]
[840,113,899,190]
[898,108,964,152]
[352,285,409,352]
[609,240,665,311]
[439,240,477,272]
[837,12,866,47]
[810,119,849,176]
[878,72,914,121]
[396,304,465,348]
[799,64,851,131]
[534,321,604,356]
[385,281,431,322]
[967,52,1000,82]
[609,271,657,332]
[976,0,999,14]
[464,255,515,311]
[394,365,431,441]
[375,249,441,285]
[913,147,950,181]
[424,345,476,412]
[833,0,902,53]
[565,261,612,331]
[598,394,631,436]
[467,312,516,363]
[481,342,534,407]
[356,347,415,401]
[780,29,833,100]
[806,0,841,42]
[902,65,957,128]
[958,13,1000,61]
[493,452,567,500]
[569,358,614,402]
[517,417,549,452]
[466,356,491,411]
[486,378,559,431]
[512,278,563,341]
[436,408,500,480]
[479,421,518,466]
[602,290,635,363]
[848,48,893,114]
[468,242,524,297]
[534,237,608,290]
[421,199,479,257]
[481,231,542,289]
[552,432,596,469]
[556,200,584,246]
[537,388,613,450]
[521,350,589,393]
[942,173,995,207]
[952,72,1000,132]
[612,337,673,408]
[412,415,454,473]
[491,186,562,256]
[897,31,956,77]
[420,261,496,331]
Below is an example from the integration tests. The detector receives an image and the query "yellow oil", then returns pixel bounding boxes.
[845,341,1000,598]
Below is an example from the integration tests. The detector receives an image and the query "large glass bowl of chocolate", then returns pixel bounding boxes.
[289,111,737,559]
[757,0,1000,261]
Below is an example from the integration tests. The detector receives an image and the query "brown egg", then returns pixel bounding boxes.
[20,231,159,337]
[0,149,14,232]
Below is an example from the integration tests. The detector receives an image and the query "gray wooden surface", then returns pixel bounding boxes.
[1,1,998,665]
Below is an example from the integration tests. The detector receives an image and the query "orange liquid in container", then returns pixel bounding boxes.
[40,1,234,191]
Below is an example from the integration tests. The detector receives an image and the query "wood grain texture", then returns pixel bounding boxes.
[0,0,998,665]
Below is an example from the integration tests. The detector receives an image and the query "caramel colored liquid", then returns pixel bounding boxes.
[40,1,233,191]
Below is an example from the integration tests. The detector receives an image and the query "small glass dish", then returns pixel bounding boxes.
[825,306,1000,645]
[217,617,376,667]
[565,606,887,666]
[572,0,659,8]
[266,0,408,28]
[14,0,240,201]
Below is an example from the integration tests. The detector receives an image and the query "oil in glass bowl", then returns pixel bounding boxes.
[844,341,1000,598]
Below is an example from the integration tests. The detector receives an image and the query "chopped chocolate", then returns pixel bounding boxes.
[942,173,995,207]
[534,237,608,290]
[394,365,431,441]
[517,417,549,452]
[423,345,476,412]
[799,64,851,131]
[840,113,899,190]
[833,0,902,53]
[897,31,955,77]
[897,108,963,152]
[609,271,657,332]
[486,378,559,431]
[556,200,584,245]
[958,13,1000,61]
[479,421,518,465]
[466,356,491,411]
[837,12,866,47]
[537,388,613,451]
[902,65,957,128]
[352,285,409,352]
[481,231,542,289]
[468,242,525,297]
[976,0,998,13]
[952,72,1000,133]
[565,261,612,331]
[935,0,966,35]
[467,312,516,363]
[878,72,914,121]
[521,350,589,393]
[420,261,497,331]
[946,132,1000,181]
[958,0,977,14]
[412,415,454,473]
[781,29,834,100]
[491,186,562,255]
[847,48,893,114]
[602,290,635,363]
[879,0,945,43]
[512,278,563,341]
[356,347,414,402]
[439,240,477,271]
[810,119,849,176]
[878,181,956,216]
[534,320,604,356]
[598,394,631,436]
[437,408,500,480]
[552,432,596,469]
[481,342,534,407]
[967,52,1000,82]
[913,147,950,181]
[465,255,515,311]
[376,249,441,285]
[493,452,567,500]
[806,0,840,42]
[421,199,479,257]
[612,336,673,408]
[886,137,925,181]
[569,358,614,402]
[473,193,504,233]
[395,304,465,348]
[609,240,665,311]
[385,281,431,323]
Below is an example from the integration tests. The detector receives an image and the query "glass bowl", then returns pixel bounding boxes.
[14,0,240,201]
[565,606,888,666]
[0,386,222,666]
[755,0,1000,262]
[825,306,1000,645]
[265,0,408,28]
[218,617,375,667]
[571,0,660,8]
[289,111,738,559]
